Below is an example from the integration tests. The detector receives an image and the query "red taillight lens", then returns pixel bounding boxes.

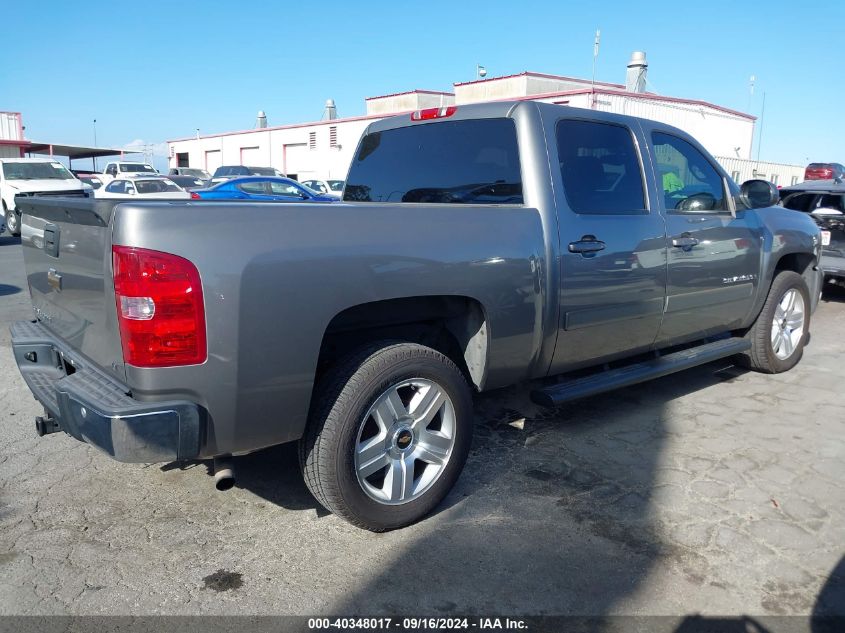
[112,245,207,367]
[410,106,457,121]
[190,191,201,199]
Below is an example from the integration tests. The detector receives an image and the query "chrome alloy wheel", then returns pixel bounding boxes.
[771,288,805,360]
[354,378,456,505]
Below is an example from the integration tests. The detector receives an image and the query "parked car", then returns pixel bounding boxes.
[71,170,105,190]
[208,165,285,186]
[11,102,822,531]
[191,176,339,201]
[1,158,90,236]
[100,161,158,185]
[780,180,845,281]
[95,176,191,199]
[166,175,207,191]
[301,178,345,196]
[804,163,845,181]
[169,167,211,180]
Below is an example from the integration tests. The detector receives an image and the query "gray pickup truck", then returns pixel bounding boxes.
[11,102,823,531]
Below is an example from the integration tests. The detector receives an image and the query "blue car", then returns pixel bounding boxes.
[191,176,339,202]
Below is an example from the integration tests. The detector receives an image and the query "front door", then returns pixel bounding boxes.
[646,130,763,346]
[549,117,668,374]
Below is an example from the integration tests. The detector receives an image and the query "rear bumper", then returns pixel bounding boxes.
[11,320,202,463]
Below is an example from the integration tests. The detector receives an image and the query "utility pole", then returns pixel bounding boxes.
[756,91,766,166]
[591,29,601,108]
[92,119,98,171]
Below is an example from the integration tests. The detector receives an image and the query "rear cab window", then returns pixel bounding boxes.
[344,118,523,204]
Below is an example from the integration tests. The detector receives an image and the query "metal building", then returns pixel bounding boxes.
[167,54,793,184]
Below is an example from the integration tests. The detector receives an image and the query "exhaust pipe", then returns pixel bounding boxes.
[213,455,235,491]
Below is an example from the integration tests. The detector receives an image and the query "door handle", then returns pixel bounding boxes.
[672,235,700,248]
[568,237,606,254]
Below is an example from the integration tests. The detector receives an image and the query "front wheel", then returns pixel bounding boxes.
[741,271,811,373]
[3,203,19,237]
[299,342,473,531]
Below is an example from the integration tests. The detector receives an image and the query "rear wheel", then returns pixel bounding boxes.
[741,271,810,373]
[299,342,473,531]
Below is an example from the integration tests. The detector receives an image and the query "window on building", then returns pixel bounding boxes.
[652,132,726,212]
[309,132,316,150]
[731,170,741,183]
[769,174,778,185]
[557,119,646,215]
[329,126,338,149]
[791,176,799,186]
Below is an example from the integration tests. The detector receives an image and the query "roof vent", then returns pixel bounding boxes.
[256,110,267,128]
[625,52,648,93]
[322,99,337,121]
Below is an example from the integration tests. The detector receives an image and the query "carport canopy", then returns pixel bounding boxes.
[22,141,141,168]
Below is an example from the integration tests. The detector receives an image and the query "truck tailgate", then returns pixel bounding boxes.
[17,198,125,378]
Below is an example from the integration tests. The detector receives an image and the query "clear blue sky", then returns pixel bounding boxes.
[2,0,842,167]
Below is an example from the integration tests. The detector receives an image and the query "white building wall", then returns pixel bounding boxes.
[0,146,20,158]
[0,112,22,141]
[585,93,755,159]
[715,156,805,187]
[169,117,372,180]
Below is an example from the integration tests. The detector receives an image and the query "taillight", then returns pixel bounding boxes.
[410,106,457,121]
[112,245,207,367]
[190,191,201,199]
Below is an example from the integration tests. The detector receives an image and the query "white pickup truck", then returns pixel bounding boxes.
[0,158,89,236]
[100,161,159,184]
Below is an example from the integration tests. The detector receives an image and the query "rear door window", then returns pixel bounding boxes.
[344,118,523,204]
[557,120,647,214]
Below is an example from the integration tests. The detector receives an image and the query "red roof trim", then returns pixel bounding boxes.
[453,71,625,89]
[0,139,29,146]
[365,89,455,101]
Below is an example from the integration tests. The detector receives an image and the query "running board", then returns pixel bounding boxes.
[530,337,751,408]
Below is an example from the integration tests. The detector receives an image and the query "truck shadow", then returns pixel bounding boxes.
[821,282,845,303]
[235,357,749,615]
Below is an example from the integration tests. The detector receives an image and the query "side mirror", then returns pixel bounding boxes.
[127,188,136,196]
[739,179,779,209]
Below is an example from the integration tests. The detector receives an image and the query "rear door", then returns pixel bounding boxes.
[548,116,667,373]
[644,128,763,346]
[17,198,126,378]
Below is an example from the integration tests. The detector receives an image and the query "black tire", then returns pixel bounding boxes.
[299,341,473,531]
[3,202,19,237]
[740,271,811,373]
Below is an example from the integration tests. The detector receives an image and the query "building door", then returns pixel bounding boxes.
[550,117,667,374]
[205,150,222,173]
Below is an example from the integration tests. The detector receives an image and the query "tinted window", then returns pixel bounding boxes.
[652,132,726,212]
[557,120,646,214]
[344,118,522,204]
[106,181,125,193]
[328,180,344,191]
[238,182,268,194]
[269,181,304,196]
[249,167,277,176]
[136,180,182,194]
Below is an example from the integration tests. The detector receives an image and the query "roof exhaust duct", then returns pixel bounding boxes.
[256,110,267,128]
[322,99,337,121]
[626,52,648,93]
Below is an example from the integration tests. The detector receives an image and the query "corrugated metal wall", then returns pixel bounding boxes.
[715,156,805,187]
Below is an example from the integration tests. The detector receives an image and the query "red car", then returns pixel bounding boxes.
[804,162,845,180]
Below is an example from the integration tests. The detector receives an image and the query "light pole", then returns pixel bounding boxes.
[476,64,487,80]
[93,119,98,171]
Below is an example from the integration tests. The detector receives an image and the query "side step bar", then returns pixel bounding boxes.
[530,337,751,408]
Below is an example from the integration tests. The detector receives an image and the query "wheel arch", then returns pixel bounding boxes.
[315,295,489,391]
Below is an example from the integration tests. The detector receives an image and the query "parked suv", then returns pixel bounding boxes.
[780,180,845,281]
[209,165,285,186]
[804,163,845,181]
[169,167,211,180]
